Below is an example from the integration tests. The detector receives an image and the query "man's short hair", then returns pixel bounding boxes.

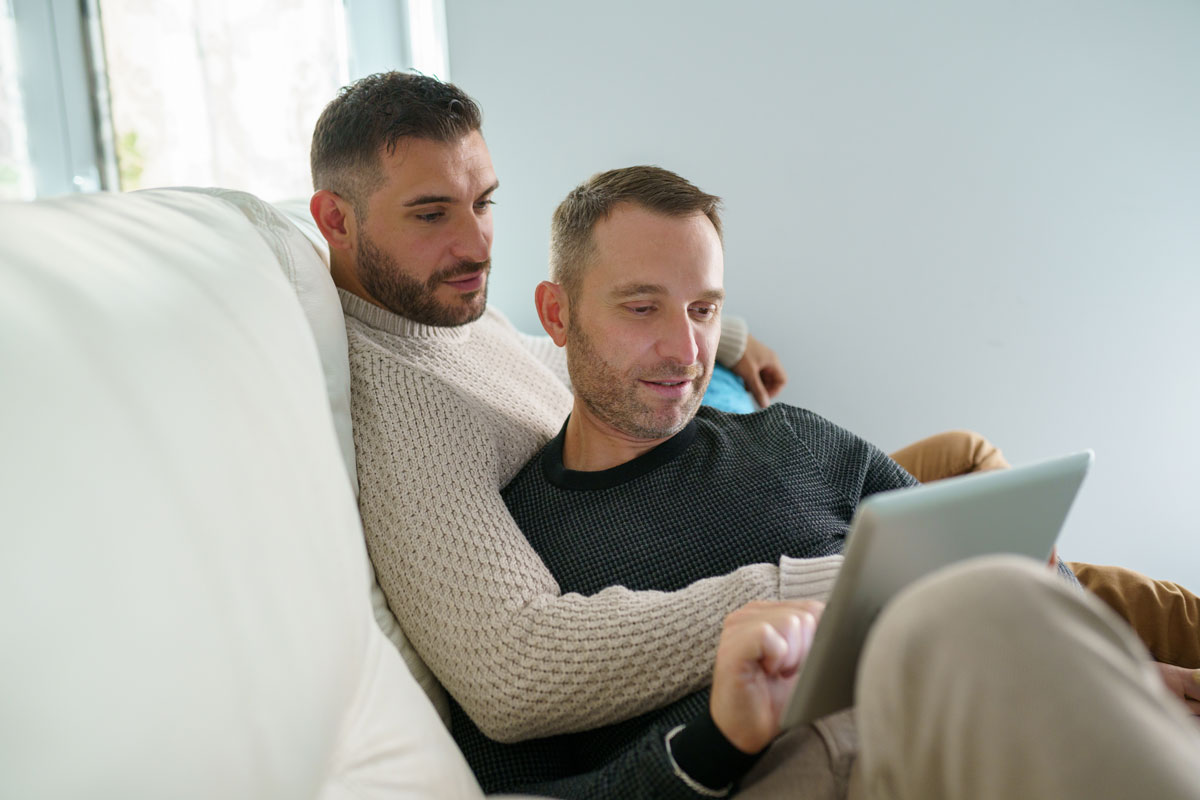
[310,71,482,219]
[549,166,723,303]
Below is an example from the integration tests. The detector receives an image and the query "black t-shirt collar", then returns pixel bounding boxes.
[541,416,699,490]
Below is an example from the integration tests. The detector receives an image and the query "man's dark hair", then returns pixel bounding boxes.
[310,71,482,218]
[550,165,723,302]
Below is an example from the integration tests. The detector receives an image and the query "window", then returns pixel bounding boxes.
[9,0,449,200]
[406,0,449,80]
[1,0,36,200]
[97,0,350,199]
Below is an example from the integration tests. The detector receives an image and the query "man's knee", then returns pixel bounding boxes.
[854,555,1086,794]
[861,553,1149,696]
[860,554,1071,690]
[878,554,1046,638]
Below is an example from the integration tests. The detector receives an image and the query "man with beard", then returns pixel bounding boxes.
[308,72,819,751]
[307,72,1199,796]
[474,164,1200,798]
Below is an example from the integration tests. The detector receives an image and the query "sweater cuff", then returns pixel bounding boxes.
[665,712,763,796]
[779,554,843,601]
[715,314,749,368]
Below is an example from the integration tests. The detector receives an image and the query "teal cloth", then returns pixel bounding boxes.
[701,364,757,414]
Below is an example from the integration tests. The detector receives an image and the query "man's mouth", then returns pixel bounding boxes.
[443,270,486,292]
[638,377,696,398]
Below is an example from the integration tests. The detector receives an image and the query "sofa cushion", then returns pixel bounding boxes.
[172,188,452,724]
[172,187,358,492]
[0,189,480,798]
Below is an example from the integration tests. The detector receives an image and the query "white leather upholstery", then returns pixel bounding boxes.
[171,187,360,495]
[0,190,482,798]
[180,188,451,722]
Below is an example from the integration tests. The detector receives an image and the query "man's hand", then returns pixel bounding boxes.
[730,335,787,409]
[709,600,823,755]
[1155,662,1200,715]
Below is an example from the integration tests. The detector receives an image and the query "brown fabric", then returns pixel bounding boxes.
[889,430,1200,669]
[888,429,1011,482]
[735,709,857,800]
[1068,561,1200,667]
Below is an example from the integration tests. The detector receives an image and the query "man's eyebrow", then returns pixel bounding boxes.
[610,283,668,298]
[403,194,452,207]
[402,181,500,208]
[609,283,725,302]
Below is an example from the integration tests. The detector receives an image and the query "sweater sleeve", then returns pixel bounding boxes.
[778,554,844,601]
[715,314,749,368]
[351,367,789,743]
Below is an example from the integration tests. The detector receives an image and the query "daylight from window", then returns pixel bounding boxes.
[0,0,34,201]
[98,0,349,200]
[408,0,449,80]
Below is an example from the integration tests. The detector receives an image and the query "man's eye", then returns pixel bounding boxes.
[415,211,443,223]
[474,199,496,211]
[627,305,654,315]
[690,304,716,318]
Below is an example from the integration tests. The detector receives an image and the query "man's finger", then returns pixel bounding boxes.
[762,366,786,398]
[745,369,770,409]
[757,618,794,674]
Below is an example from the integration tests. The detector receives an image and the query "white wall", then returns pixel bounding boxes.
[447,0,1200,587]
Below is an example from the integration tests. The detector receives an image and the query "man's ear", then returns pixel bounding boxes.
[310,190,355,252]
[534,281,569,347]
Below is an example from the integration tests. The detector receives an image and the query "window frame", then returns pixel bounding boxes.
[12,0,114,197]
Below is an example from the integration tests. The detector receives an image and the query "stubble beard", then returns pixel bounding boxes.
[566,319,709,441]
[356,231,489,327]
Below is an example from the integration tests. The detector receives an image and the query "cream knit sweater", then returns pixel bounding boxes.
[341,290,843,743]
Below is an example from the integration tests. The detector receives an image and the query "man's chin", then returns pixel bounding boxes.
[433,288,489,327]
[456,294,488,325]
[638,403,698,440]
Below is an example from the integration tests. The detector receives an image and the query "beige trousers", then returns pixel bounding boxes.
[738,556,1200,799]
[890,429,1200,668]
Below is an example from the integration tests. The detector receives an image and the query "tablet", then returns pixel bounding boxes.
[781,450,1093,729]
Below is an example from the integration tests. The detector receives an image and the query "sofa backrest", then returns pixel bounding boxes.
[0,189,481,798]
[176,187,452,722]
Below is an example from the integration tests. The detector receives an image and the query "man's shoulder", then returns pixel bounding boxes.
[696,403,844,439]
[343,317,497,422]
[344,307,569,465]
[695,404,878,464]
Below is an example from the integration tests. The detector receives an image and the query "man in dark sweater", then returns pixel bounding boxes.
[451,166,1200,798]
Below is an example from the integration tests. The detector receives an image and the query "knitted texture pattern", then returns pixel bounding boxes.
[342,291,821,742]
[450,405,916,797]
[509,406,917,595]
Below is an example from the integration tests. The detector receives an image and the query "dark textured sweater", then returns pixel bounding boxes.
[450,404,917,799]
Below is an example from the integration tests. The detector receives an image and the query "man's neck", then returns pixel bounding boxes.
[561,402,672,472]
[331,257,388,312]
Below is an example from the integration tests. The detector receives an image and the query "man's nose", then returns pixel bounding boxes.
[655,310,700,365]
[450,213,491,264]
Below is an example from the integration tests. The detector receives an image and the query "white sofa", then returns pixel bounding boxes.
[0,188,534,799]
